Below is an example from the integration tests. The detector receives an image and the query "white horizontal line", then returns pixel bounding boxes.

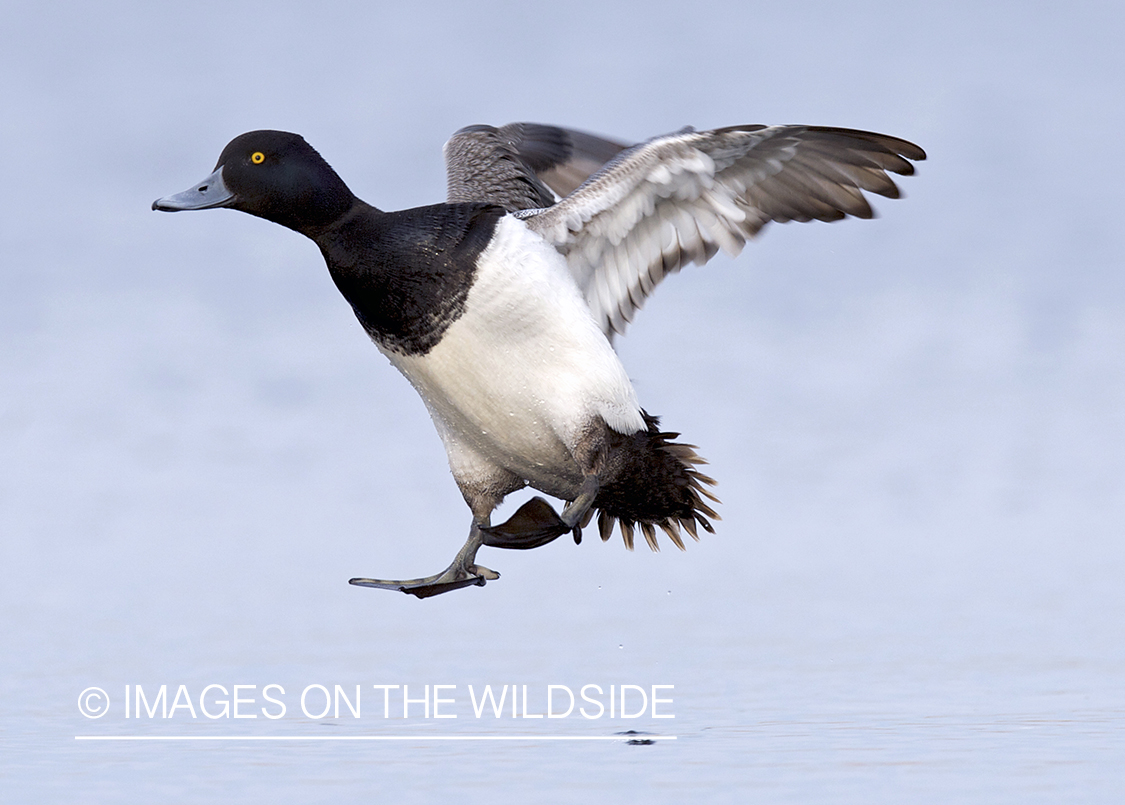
[75,735,676,741]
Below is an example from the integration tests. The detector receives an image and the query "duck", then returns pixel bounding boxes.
[153,121,925,598]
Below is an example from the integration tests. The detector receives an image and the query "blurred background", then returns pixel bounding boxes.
[2,1,1123,802]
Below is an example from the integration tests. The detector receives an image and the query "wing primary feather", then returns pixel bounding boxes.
[520,122,923,338]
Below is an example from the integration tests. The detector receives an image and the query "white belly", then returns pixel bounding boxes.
[381,216,645,495]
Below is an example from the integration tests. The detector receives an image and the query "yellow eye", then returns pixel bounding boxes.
[251,151,265,164]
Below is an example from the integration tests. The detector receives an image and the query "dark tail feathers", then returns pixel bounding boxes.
[588,412,719,551]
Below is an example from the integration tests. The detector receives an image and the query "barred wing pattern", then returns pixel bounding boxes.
[520,125,926,337]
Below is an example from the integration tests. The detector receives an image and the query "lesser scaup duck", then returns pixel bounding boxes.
[154,122,924,597]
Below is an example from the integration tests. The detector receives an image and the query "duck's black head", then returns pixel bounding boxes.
[153,130,357,233]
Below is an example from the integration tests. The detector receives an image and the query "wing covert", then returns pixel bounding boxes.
[444,122,629,212]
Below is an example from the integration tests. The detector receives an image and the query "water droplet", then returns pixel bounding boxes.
[618,644,623,650]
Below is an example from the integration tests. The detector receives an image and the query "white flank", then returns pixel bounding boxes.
[381,216,645,496]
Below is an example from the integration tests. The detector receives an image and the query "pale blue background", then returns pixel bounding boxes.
[2,1,1123,802]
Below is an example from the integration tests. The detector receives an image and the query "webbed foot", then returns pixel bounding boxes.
[350,563,499,599]
[349,481,600,598]
[350,523,499,599]
[480,497,570,549]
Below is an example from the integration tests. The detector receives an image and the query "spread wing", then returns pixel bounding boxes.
[519,125,926,337]
[444,122,630,212]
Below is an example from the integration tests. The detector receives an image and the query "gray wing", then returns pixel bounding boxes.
[520,125,926,337]
[444,122,630,212]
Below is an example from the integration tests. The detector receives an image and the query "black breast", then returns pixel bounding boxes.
[315,202,505,355]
